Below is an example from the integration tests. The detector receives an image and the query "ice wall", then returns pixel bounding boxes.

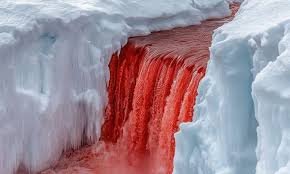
[253,21,290,174]
[174,0,290,174]
[0,0,231,173]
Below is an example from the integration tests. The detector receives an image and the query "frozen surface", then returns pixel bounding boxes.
[174,0,290,174]
[0,0,231,173]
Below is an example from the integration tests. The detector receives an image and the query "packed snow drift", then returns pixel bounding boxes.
[0,0,231,173]
[174,0,290,174]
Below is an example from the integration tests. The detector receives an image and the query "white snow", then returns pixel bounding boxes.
[174,0,290,174]
[0,0,231,173]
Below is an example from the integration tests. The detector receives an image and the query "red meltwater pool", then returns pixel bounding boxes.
[42,4,239,174]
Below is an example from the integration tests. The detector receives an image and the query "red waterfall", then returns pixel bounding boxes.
[42,4,238,174]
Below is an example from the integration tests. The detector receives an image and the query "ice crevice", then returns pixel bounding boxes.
[174,0,290,173]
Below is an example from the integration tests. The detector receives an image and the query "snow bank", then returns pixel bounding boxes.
[0,0,231,173]
[174,0,290,174]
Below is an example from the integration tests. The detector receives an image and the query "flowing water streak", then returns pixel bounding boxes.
[43,4,239,174]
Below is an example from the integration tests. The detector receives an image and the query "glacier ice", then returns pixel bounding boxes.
[0,0,232,173]
[174,0,290,174]
[253,22,290,174]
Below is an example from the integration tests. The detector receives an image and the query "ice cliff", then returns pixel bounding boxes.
[0,0,231,173]
[174,0,290,174]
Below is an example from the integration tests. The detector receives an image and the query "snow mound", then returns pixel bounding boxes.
[174,0,290,174]
[0,0,231,173]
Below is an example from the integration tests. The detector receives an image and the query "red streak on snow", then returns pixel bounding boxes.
[42,4,238,174]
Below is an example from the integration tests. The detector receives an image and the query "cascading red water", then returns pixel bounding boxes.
[100,11,237,173]
[42,4,238,174]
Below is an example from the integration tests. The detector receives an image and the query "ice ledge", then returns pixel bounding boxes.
[174,0,290,174]
[0,0,231,173]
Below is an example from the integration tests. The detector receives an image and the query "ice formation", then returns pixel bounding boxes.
[0,0,231,173]
[42,5,238,173]
[174,0,290,174]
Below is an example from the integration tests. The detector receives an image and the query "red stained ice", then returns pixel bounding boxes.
[42,4,238,174]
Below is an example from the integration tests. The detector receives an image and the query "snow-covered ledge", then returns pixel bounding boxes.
[0,0,231,173]
[174,0,290,174]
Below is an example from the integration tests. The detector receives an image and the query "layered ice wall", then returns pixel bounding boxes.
[174,0,290,174]
[0,0,231,173]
